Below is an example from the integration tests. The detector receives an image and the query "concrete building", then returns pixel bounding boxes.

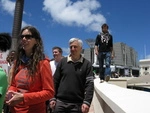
[113,42,138,67]
[139,59,150,76]
[83,48,91,62]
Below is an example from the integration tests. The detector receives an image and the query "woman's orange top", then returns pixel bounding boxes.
[8,58,54,113]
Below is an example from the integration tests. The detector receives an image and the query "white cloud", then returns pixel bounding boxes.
[43,0,106,32]
[62,47,70,55]
[22,21,30,28]
[0,0,15,15]
[0,0,30,28]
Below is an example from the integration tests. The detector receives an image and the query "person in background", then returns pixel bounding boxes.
[94,23,114,83]
[6,50,16,85]
[47,46,63,113]
[3,50,16,113]
[50,46,63,76]
[7,50,16,67]
[50,38,94,113]
[5,26,55,113]
[0,33,12,113]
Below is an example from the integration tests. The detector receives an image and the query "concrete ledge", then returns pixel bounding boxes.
[93,78,150,113]
[109,78,127,88]
[127,75,150,84]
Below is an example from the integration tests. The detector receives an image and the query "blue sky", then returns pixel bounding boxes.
[0,0,150,60]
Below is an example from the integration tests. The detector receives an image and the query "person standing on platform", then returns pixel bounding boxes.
[95,23,114,83]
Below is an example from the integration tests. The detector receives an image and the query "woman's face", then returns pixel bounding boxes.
[20,29,37,55]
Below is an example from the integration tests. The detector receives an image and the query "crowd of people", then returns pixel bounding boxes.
[0,23,113,113]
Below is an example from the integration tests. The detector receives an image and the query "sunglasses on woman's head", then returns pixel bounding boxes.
[20,35,34,39]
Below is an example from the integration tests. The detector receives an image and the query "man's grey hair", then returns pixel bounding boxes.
[69,38,83,47]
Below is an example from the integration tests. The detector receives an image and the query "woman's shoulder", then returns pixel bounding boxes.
[39,57,50,65]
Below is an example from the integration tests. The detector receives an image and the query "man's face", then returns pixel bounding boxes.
[53,49,61,59]
[102,26,108,33]
[70,41,82,56]
[9,51,16,61]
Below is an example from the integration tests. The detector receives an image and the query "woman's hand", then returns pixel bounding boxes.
[6,91,24,106]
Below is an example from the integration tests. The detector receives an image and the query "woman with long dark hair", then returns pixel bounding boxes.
[6,26,54,113]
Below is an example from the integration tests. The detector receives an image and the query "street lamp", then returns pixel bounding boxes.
[12,0,24,50]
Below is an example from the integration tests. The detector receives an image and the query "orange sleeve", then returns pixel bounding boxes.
[8,65,17,92]
[23,60,55,105]
[8,80,17,92]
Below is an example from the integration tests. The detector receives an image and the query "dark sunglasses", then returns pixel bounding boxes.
[20,35,34,39]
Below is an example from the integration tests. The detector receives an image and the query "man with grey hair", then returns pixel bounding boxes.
[50,38,94,113]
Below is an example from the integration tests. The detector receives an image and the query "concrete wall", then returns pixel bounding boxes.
[93,78,150,113]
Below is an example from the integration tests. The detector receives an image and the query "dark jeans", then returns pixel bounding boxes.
[98,52,111,80]
[53,100,82,113]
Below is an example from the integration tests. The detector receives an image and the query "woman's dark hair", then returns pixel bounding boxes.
[14,26,45,77]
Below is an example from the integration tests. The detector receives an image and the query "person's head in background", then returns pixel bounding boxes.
[52,46,63,62]
[0,33,12,52]
[15,26,45,76]
[6,50,16,66]
[101,23,109,33]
